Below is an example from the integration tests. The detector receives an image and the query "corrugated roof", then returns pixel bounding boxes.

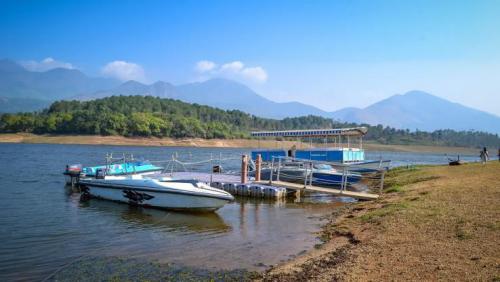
[250,127,367,137]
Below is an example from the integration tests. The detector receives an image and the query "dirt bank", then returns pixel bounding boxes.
[261,161,500,281]
[0,133,478,154]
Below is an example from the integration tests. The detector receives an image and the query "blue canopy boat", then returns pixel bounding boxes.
[80,161,163,177]
[253,162,363,186]
[64,154,163,185]
[249,127,390,187]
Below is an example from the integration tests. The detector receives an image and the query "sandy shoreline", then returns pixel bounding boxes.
[0,133,478,154]
[260,162,500,281]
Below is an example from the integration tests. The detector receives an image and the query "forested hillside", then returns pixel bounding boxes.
[0,96,498,147]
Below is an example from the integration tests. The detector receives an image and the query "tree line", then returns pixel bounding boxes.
[0,95,498,148]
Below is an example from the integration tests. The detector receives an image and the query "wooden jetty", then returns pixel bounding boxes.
[254,180,379,200]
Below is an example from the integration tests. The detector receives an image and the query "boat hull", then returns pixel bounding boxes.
[79,179,233,212]
[312,171,362,186]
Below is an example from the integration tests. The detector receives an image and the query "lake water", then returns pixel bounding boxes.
[0,143,478,281]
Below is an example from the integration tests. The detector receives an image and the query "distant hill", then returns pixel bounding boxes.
[330,91,500,133]
[0,97,51,113]
[0,59,119,100]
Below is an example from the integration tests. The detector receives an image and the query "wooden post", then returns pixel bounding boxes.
[241,154,248,184]
[255,154,262,181]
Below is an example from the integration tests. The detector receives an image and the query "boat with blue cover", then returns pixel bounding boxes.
[250,127,390,175]
[80,161,163,177]
[63,154,163,185]
[253,161,363,186]
[249,127,390,187]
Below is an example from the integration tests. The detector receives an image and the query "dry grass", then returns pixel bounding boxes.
[262,161,500,281]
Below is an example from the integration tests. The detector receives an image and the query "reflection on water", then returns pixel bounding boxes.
[63,189,331,274]
[78,198,231,234]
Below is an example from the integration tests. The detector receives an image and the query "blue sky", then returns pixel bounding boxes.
[1,0,500,115]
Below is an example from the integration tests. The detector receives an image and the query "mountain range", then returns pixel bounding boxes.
[0,59,119,100]
[1,59,499,134]
[330,91,500,133]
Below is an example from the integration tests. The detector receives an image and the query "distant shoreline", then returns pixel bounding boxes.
[0,133,479,154]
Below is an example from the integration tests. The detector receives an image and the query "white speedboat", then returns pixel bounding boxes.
[78,175,234,212]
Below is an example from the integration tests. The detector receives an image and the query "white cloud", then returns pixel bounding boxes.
[21,57,75,72]
[220,61,244,72]
[194,60,268,83]
[101,60,146,82]
[241,66,268,82]
[195,60,217,72]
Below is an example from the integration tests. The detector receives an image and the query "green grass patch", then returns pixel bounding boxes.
[384,185,404,193]
[384,167,441,190]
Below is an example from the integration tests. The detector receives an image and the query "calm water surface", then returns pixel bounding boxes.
[0,143,477,281]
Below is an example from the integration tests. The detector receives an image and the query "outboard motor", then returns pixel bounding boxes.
[65,164,82,176]
[63,164,83,186]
